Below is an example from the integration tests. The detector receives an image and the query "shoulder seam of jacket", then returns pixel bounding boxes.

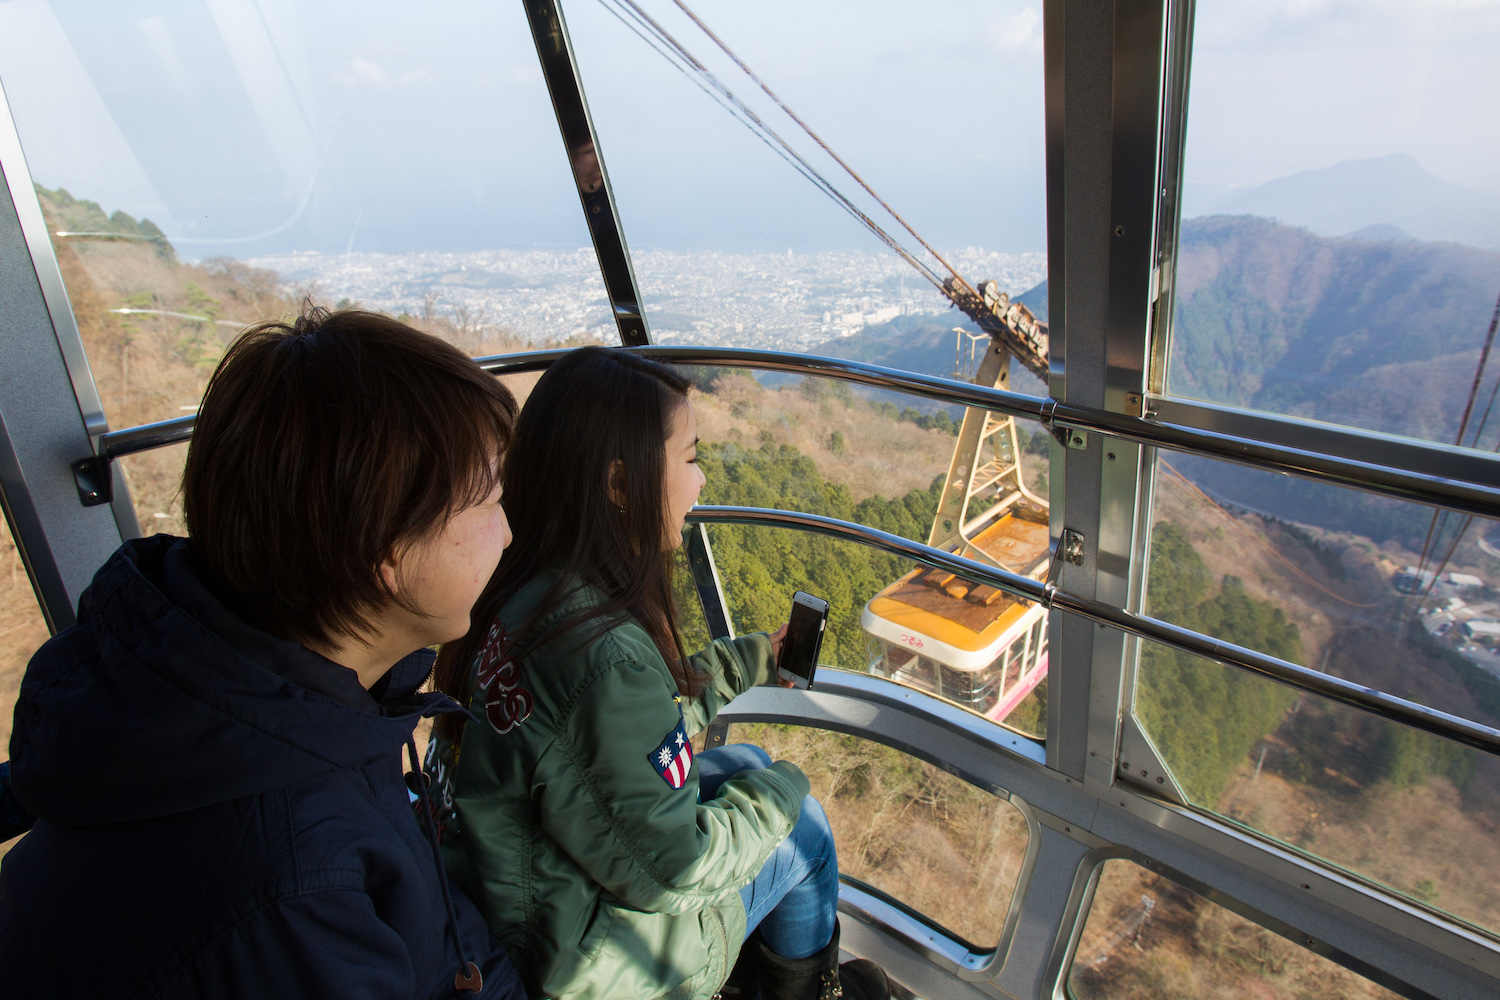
[552,625,672,725]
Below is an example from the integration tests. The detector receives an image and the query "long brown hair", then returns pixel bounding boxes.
[433,347,695,740]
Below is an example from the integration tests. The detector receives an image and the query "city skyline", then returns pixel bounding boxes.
[249,245,1048,348]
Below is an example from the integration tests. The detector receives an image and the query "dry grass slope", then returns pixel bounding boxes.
[1072,860,1400,1000]
[729,722,1029,947]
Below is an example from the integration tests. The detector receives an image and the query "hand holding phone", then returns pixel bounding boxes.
[776,591,829,690]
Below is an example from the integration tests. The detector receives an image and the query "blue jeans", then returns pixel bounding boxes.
[696,744,839,960]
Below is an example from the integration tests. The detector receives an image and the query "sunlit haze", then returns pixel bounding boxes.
[2,0,1495,257]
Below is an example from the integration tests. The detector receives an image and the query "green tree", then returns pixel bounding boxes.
[1135,523,1301,805]
[684,441,941,670]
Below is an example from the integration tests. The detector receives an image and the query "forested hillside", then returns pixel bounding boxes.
[680,436,1048,735]
[1136,523,1302,804]
[1171,215,1500,447]
[691,440,937,666]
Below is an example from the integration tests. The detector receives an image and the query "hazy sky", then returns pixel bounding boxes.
[0,0,1495,257]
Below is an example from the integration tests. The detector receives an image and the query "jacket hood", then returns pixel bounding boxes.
[9,535,452,826]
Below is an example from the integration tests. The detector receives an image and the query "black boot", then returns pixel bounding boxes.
[718,932,761,1000]
[756,920,889,1000]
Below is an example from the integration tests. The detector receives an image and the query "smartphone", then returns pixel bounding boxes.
[777,591,829,690]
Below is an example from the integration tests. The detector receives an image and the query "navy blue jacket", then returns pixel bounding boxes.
[0,537,526,1000]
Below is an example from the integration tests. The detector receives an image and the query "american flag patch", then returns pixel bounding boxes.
[649,718,694,790]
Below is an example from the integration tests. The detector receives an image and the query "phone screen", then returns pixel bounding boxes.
[777,591,828,689]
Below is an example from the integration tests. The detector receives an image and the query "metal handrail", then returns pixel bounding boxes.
[484,346,1499,518]
[96,346,1500,523]
[687,504,1500,759]
[89,348,1500,754]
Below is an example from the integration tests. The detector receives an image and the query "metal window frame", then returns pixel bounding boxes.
[0,76,133,632]
[524,0,651,347]
[87,347,1500,518]
[1054,851,1439,1000]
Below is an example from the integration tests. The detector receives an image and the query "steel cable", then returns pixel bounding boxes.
[663,0,979,298]
[1411,285,1500,611]
[594,0,949,290]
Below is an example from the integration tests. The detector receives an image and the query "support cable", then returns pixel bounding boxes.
[592,0,844,225]
[1411,285,1500,611]
[664,0,979,298]
[595,0,948,290]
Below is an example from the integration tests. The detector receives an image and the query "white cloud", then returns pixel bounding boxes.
[331,57,428,89]
[989,7,1040,52]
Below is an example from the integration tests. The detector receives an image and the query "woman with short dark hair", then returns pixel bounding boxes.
[0,308,527,999]
[427,346,887,1000]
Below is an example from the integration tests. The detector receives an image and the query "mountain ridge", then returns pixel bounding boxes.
[1200,155,1500,249]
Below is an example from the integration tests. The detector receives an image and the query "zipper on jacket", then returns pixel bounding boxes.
[709,905,729,993]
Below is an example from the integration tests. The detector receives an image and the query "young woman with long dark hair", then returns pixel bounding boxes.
[427,347,887,1000]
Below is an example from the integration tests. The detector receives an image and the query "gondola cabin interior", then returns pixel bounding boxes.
[2,1,1500,998]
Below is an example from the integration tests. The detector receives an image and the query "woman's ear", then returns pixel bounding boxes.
[373,548,402,602]
[606,458,628,508]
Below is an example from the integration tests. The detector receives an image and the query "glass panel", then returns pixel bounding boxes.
[1068,859,1403,1000]
[1144,451,1500,730]
[0,518,52,862]
[566,0,1050,390]
[1136,635,1500,934]
[0,0,602,427]
[726,723,1028,949]
[1169,2,1500,450]
[675,372,1049,738]
[1138,452,1500,930]
[118,442,191,539]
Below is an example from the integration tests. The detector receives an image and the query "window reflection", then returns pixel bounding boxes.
[1135,631,1500,935]
[1143,452,1500,731]
[0,1,604,426]
[1137,446,1500,930]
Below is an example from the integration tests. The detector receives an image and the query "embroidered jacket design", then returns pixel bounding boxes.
[649,717,694,789]
[474,621,534,735]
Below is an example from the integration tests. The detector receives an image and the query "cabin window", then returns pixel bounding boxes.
[682,513,1048,740]
[1067,859,1405,1000]
[559,1,1048,351]
[723,723,1029,951]
[1158,0,1500,454]
[1134,443,1500,934]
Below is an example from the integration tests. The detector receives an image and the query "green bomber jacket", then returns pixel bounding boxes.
[429,571,810,1000]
